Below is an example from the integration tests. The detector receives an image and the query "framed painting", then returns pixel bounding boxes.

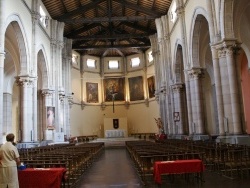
[103,78,125,101]
[86,82,99,103]
[128,76,144,101]
[173,112,180,122]
[147,76,155,98]
[47,106,55,129]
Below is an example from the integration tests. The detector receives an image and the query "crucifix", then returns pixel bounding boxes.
[111,92,118,113]
[109,85,118,113]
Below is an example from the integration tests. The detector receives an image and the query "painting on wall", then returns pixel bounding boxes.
[128,76,144,101]
[147,76,155,98]
[72,53,80,69]
[104,78,125,101]
[86,82,99,103]
[47,106,55,129]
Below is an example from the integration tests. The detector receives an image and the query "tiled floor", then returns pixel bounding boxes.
[73,147,250,188]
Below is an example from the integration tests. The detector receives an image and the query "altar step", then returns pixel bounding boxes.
[90,137,141,148]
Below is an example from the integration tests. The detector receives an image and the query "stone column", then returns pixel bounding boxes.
[3,93,12,134]
[149,35,161,94]
[176,2,193,135]
[172,83,185,135]
[184,71,192,135]
[41,89,53,140]
[188,68,205,134]
[211,47,224,135]
[32,78,38,141]
[0,52,5,143]
[0,0,6,143]
[16,76,34,142]
[63,38,72,138]
[31,4,40,142]
[225,46,242,134]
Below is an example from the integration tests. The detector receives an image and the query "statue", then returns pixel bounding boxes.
[154,117,167,141]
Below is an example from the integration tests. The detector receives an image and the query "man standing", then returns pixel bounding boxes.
[0,133,21,188]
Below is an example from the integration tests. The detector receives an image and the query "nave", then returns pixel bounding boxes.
[18,138,250,188]
[72,144,250,188]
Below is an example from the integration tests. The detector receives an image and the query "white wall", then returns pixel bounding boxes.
[70,52,160,137]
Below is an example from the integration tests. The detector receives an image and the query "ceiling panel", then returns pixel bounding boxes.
[41,0,173,57]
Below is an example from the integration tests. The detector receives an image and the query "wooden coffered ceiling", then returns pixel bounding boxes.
[41,0,172,57]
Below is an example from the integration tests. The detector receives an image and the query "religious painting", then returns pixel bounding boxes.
[86,82,99,103]
[103,78,125,101]
[47,106,55,129]
[72,53,80,69]
[147,76,155,98]
[128,76,144,101]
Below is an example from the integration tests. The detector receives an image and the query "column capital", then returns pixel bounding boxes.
[16,76,35,87]
[41,89,54,97]
[158,37,164,44]
[171,83,184,93]
[211,39,241,51]
[31,11,40,25]
[0,51,5,68]
[57,40,64,49]
[176,6,185,16]
[187,67,203,80]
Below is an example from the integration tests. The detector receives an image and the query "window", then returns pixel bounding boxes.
[148,51,153,63]
[108,60,119,69]
[131,57,140,67]
[87,59,96,68]
[39,6,48,28]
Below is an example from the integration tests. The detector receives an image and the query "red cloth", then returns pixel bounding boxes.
[153,159,205,184]
[18,168,66,188]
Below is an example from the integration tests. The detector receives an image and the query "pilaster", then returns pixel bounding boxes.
[211,47,224,135]
[188,68,205,134]
[213,40,242,135]
[171,83,185,135]
[0,52,5,143]
[16,76,34,142]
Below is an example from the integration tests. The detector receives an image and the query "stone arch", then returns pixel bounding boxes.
[4,14,29,75]
[231,0,250,134]
[220,0,235,39]
[37,46,49,89]
[232,0,250,68]
[189,8,218,136]
[173,41,184,83]
[189,7,211,67]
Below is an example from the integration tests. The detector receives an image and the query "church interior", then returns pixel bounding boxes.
[1,0,250,187]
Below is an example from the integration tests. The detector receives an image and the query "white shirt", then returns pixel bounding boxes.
[0,142,20,167]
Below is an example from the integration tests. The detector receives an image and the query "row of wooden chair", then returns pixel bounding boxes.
[68,135,98,143]
[19,142,104,187]
[130,133,156,140]
[125,140,203,186]
[157,139,250,179]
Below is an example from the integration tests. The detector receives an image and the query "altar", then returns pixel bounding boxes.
[104,118,128,138]
[105,129,126,138]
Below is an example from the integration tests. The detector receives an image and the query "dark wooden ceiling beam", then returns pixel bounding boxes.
[71,33,149,40]
[60,15,157,23]
[113,0,161,16]
[73,43,151,50]
[122,22,155,33]
[55,0,106,20]
[65,23,102,38]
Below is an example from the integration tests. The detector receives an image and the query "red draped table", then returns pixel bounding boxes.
[18,168,66,188]
[153,159,205,184]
